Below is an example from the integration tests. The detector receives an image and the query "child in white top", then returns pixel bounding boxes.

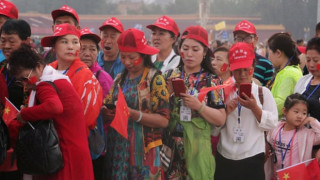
[266,93,320,179]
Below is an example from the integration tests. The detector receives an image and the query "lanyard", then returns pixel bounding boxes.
[274,124,297,169]
[304,78,320,100]
[267,56,293,88]
[181,68,202,95]
[237,102,242,125]
[62,68,69,75]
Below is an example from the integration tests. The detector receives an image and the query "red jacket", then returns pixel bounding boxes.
[21,80,94,180]
[50,59,103,133]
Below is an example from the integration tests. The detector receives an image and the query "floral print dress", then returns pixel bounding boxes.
[163,68,225,180]
[105,68,170,180]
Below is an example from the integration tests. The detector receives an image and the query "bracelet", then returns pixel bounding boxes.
[198,102,206,114]
[136,111,143,123]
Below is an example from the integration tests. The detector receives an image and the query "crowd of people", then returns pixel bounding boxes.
[0,1,320,180]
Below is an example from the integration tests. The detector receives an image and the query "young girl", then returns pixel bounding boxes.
[266,93,320,179]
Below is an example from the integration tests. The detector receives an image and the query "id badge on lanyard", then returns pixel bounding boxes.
[233,102,245,143]
[180,101,191,122]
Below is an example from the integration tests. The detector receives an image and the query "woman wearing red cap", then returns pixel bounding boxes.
[79,27,113,180]
[146,15,180,73]
[79,27,113,99]
[214,42,277,180]
[162,25,226,179]
[102,28,170,179]
[8,44,94,180]
[41,23,103,136]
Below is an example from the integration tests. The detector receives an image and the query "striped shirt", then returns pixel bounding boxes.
[254,53,274,86]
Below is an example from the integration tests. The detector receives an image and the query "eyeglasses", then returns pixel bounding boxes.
[234,35,255,43]
[16,69,33,84]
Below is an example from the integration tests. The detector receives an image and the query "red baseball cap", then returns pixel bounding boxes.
[233,20,257,35]
[117,28,159,55]
[51,5,79,24]
[0,0,18,19]
[181,26,209,48]
[99,17,124,33]
[80,27,101,44]
[41,23,80,47]
[146,15,179,36]
[229,42,255,71]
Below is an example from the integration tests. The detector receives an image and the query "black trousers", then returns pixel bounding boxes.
[92,155,105,180]
[215,152,265,180]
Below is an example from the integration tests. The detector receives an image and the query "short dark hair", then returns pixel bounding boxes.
[306,37,320,54]
[8,44,44,76]
[296,39,304,45]
[267,32,300,66]
[53,13,78,26]
[0,19,31,40]
[80,36,100,51]
[213,46,229,59]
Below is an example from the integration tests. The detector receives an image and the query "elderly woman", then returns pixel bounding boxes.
[79,28,113,99]
[295,37,320,164]
[215,42,278,180]
[102,28,170,179]
[9,44,93,180]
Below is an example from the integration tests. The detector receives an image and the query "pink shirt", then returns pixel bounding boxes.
[272,128,300,170]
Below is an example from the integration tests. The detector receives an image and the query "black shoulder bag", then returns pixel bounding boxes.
[16,81,64,175]
[0,116,9,165]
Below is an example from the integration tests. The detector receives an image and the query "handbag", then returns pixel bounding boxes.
[0,116,9,165]
[16,81,64,175]
[160,128,176,172]
[16,120,64,174]
[88,110,105,160]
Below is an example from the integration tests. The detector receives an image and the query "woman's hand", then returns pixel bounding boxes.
[101,105,116,122]
[180,93,202,111]
[238,93,262,123]
[16,105,26,124]
[225,98,238,115]
[238,93,259,111]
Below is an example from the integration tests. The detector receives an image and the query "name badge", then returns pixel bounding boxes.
[233,127,245,143]
[180,101,191,122]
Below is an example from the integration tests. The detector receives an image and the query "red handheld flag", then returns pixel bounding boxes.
[2,97,19,125]
[306,158,320,180]
[277,162,311,180]
[198,80,234,102]
[110,87,129,139]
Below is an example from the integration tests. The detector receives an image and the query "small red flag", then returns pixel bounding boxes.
[110,87,129,139]
[306,158,320,180]
[277,162,311,180]
[198,80,234,102]
[2,98,19,125]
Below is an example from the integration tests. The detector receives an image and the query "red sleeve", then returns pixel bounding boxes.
[20,82,63,121]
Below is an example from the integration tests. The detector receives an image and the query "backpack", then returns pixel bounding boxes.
[0,116,10,165]
[257,86,275,163]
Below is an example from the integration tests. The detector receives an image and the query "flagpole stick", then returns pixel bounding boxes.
[4,97,20,112]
